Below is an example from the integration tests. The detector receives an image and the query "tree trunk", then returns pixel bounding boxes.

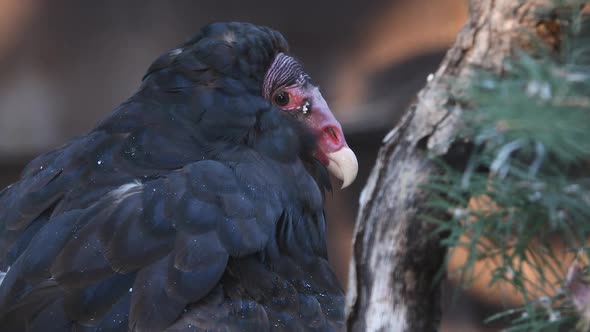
[345,1,567,331]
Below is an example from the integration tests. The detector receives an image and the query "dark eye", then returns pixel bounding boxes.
[274,91,290,106]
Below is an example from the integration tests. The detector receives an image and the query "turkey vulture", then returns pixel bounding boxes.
[0,22,357,331]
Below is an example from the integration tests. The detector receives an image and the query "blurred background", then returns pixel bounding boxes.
[0,1,510,331]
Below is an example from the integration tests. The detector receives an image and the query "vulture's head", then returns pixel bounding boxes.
[261,52,358,188]
[142,22,358,188]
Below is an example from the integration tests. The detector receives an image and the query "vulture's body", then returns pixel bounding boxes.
[0,22,356,331]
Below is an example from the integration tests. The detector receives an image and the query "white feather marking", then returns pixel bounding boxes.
[222,31,236,44]
[110,181,143,203]
[0,266,10,286]
[169,48,183,56]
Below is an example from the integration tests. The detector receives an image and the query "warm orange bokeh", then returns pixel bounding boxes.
[333,0,468,114]
[447,194,577,306]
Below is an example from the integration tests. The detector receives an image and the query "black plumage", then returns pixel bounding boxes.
[0,22,345,331]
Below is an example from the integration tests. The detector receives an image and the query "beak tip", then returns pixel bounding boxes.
[340,176,355,189]
[326,147,358,190]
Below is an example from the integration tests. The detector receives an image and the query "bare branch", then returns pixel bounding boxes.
[345,1,571,331]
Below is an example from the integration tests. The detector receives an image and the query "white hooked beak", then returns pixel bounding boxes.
[326,147,358,189]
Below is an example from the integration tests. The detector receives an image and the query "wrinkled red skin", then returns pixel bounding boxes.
[274,85,348,167]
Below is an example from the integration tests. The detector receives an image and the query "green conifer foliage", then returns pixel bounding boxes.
[426,2,590,330]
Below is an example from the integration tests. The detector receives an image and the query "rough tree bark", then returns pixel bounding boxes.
[345,0,568,331]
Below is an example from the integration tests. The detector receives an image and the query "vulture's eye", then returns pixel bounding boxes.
[273,91,290,107]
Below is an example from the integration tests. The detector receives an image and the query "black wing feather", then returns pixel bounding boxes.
[128,254,188,331]
[0,155,285,330]
[63,272,136,324]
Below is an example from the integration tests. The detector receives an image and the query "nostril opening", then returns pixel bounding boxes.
[321,126,343,148]
[326,127,338,140]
